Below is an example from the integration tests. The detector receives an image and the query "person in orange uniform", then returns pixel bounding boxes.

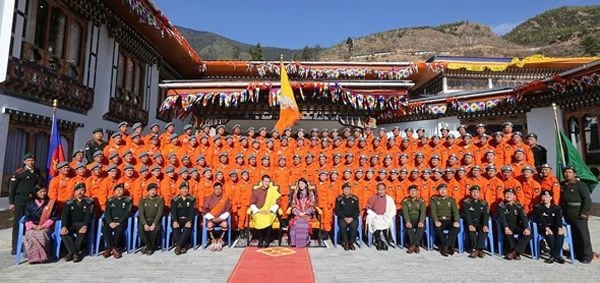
[98,164,120,212]
[500,165,522,203]
[85,163,106,215]
[518,166,542,214]
[119,164,137,198]
[273,156,291,218]
[234,170,253,234]
[537,164,561,205]
[484,165,505,212]
[131,165,151,207]
[159,122,175,146]
[501,121,514,143]
[159,165,178,208]
[143,123,160,145]
[315,171,334,237]
[104,133,125,159]
[443,168,461,199]
[161,134,180,158]
[69,149,85,170]
[48,161,72,214]
[68,163,88,189]
[465,166,488,205]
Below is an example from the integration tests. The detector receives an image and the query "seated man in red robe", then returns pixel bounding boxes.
[203,182,232,251]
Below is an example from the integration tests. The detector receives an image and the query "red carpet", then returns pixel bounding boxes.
[228,247,315,283]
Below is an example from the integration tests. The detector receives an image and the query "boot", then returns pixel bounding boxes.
[374,231,382,250]
[469,250,478,258]
[414,245,420,254]
[112,247,122,259]
[378,231,388,251]
[383,230,394,246]
[440,246,449,257]
[406,245,414,254]
[477,250,485,258]
[343,242,350,251]
[102,248,112,258]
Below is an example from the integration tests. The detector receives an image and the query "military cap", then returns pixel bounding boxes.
[123,164,134,171]
[196,154,205,161]
[121,149,133,157]
[480,133,490,139]
[437,183,448,190]
[229,170,238,176]
[113,183,125,190]
[138,151,149,158]
[235,153,244,159]
[56,161,69,170]
[485,165,497,171]
[521,166,534,173]
[502,121,513,127]
[333,153,341,158]
[258,127,266,132]
[232,124,241,129]
[366,168,375,173]
[377,169,387,174]
[183,124,193,131]
[72,149,84,157]
[247,127,255,132]
[504,187,515,194]
[147,183,158,191]
[447,134,456,139]
[471,165,481,171]
[415,152,424,157]
[441,125,450,131]
[202,168,212,174]
[225,135,233,140]
[526,133,537,139]
[179,182,189,189]
[74,182,86,191]
[189,168,198,174]
[359,154,368,160]
[219,152,228,157]
[248,153,257,159]
[293,154,301,159]
[150,165,161,171]
[469,185,480,192]
[139,165,148,173]
[320,128,329,133]
[457,125,467,130]
[384,154,392,160]
[178,167,188,175]
[514,148,525,154]
[501,165,513,172]
[422,168,432,174]
[399,168,408,173]
[319,170,328,175]
[475,123,486,128]
[118,121,128,128]
[330,171,339,175]
[216,125,225,130]
[390,169,399,174]
[410,168,420,173]
[404,128,414,132]
[464,152,474,157]
[417,127,425,133]
[408,184,419,191]
[164,165,175,173]
[169,133,178,140]
[305,153,314,158]
[430,154,440,160]
[485,150,496,155]
[512,131,523,137]
[345,153,354,157]
[278,155,286,161]
[493,131,503,137]
[93,128,103,134]
[399,153,409,158]
[541,190,552,197]
[165,122,174,128]
[167,152,177,160]
[463,133,473,138]
[261,155,270,160]
[130,133,140,139]
[355,168,364,173]
[152,153,162,159]
[343,168,352,173]
[149,123,159,129]
[106,164,118,172]
[540,164,552,169]
[240,136,248,141]
[90,163,102,171]
[456,167,466,172]
[432,168,442,174]
[131,122,142,130]
[74,162,85,170]
[445,168,455,173]
[111,132,121,139]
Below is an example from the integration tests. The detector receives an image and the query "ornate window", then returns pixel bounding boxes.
[22,0,86,81]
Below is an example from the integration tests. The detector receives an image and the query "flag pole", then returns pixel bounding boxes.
[552,103,567,167]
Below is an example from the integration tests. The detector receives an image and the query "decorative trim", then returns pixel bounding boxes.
[103,97,149,125]
[3,108,84,130]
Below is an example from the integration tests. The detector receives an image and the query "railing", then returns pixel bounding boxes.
[103,97,149,124]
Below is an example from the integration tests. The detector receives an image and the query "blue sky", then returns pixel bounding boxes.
[154,0,599,49]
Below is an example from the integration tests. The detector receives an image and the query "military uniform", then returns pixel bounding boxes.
[8,163,43,253]
[61,197,94,259]
[401,197,426,251]
[497,200,532,258]
[560,179,593,262]
[530,144,547,168]
[334,194,360,248]
[171,195,197,250]
[430,195,460,255]
[138,195,165,253]
[103,195,132,253]
[85,139,108,164]
[461,197,489,254]
[533,201,564,262]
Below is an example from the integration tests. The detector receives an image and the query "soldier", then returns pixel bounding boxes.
[171,182,197,255]
[60,183,94,262]
[497,188,532,260]
[102,183,132,259]
[85,128,108,164]
[559,166,594,263]
[430,183,460,256]
[8,153,43,255]
[526,133,547,169]
[334,183,360,251]
[533,190,565,264]
[461,185,490,258]
[138,183,164,255]
[401,185,426,254]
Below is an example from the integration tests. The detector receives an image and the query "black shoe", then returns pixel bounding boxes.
[147,248,155,255]
[263,240,270,248]
[544,257,555,264]
[320,233,329,240]
[448,247,455,255]
[72,253,82,263]
[440,247,449,257]
[65,254,73,262]
[175,246,181,255]
[580,259,592,264]
[554,257,565,264]
[141,247,148,255]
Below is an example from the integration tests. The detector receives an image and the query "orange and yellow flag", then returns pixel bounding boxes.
[274,62,300,132]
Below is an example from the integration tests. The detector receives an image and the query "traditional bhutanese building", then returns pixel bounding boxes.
[0,0,201,195]
[159,56,600,212]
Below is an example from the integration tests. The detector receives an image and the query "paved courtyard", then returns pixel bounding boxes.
[0,217,599,282]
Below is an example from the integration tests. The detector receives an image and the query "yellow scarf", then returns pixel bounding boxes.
[254,184,281,229]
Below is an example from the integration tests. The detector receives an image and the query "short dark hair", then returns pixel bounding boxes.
[261,174,271,180]
[213,182,223,188]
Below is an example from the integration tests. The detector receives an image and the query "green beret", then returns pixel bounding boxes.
[93,128,103,134]
[179,182,189,189]
[469,185,480,192]
[74,182,86,191]
[147,183,158,191]
[113,183,125,190]
[23,153,35,160]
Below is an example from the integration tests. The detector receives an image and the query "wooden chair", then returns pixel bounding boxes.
[245,182,281,247]
[282,183,324,247]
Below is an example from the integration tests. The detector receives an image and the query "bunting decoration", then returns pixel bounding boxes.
[246,62,421,80]
[547,72,600,95]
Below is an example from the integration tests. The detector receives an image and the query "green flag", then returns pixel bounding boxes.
[556,130,599,192]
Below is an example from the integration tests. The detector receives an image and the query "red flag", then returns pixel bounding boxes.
[46,109,65,182]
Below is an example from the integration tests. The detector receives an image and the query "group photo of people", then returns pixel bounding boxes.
[8,121,595,265]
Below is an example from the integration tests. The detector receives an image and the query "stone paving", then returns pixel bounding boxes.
[0,217,599,282]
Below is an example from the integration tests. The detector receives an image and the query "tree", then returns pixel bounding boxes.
[232,46,241,60]
[249,43,263,61]
[581,35,600,56]
[346,37,354,52]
